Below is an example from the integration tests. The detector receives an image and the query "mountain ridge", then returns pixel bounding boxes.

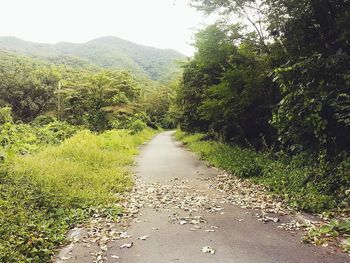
[0,36,186,82]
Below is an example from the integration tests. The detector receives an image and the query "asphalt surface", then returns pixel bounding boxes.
[106,131,349,263]
[58,131,349,263]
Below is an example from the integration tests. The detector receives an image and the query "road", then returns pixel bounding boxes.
[58,131,349,263]
[105,131,349,263]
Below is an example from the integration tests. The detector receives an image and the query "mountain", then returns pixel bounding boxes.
[0,36,187,82]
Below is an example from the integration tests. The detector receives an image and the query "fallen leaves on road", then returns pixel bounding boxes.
[211,173,291,216]
[56,169,349,262]
[210,172,350,253]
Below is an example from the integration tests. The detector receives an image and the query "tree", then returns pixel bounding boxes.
[0,52,59,122]
[186,0,350,156]
[191,0,269,50]
[269,0,350,155]
[62,70,141,131]
[177,24,278,146]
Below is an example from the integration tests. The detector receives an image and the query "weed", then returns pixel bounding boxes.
[175,130,348,212]
[0,128,156,262]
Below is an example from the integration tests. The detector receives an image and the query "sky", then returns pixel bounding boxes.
[0,0,215,56]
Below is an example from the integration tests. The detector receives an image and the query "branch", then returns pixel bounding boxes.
[240,6,269,51]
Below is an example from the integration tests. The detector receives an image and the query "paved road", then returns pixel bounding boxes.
[105,131,349,263]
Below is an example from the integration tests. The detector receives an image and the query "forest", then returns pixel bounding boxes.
[175,0,350,211]
[0,0,350,261]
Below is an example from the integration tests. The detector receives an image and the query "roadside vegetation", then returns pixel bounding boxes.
[173,1,349,249]
[175,131,350,213]
[173,0,349,218]
[0,46,164,261]
[1,0,350,259]
[176,131,350,252]
[0,111,156,261]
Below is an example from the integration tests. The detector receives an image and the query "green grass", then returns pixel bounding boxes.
[0,128,156,262]
[175,130,349,213]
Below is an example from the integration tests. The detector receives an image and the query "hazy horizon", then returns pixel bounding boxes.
[0,0,215,56]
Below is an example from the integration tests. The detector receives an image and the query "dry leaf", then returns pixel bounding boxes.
[202,246,215,255]
[120,243,133,249]
[138,235,150,240]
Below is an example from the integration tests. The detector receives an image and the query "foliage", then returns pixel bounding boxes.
[0,50,167,131]
[110,111,154,130]
[62,70,141,131]
[0,128,156,262]
[0,36,186,83]
[0,112,77,157]
[31,115,56,126]
[0,51,60,122]
[304,219,350,252]
[183,1,350,146]
[141,79,179,129]
[176,24,277,147]
[0,107,13,125]
[176,131,268,177]
[190,0,269,49]
[176,131,350,213]
[128,119,147,134]
[343,238,350,253]
[175,0,350,218]
[270,2,350,155]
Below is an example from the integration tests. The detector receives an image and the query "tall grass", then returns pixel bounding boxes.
[0,129,156,262]
[175,130,349,213]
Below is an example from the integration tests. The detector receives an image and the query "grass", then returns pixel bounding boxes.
[0,128,156,262]
[176,130,350,252]
[175,130,349,213]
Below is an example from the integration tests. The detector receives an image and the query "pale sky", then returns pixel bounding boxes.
[0,0,214,56]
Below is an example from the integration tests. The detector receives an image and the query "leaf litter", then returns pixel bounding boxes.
[56,169,349,262]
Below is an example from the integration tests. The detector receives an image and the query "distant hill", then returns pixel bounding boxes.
[0,36,187,82]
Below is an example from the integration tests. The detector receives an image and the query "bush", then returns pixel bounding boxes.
[31,115,56,126]
[111,112,156,131]
[176,131,268,178]
[34,121,78,145]
[0,107,13,125]
[129,119,147,134]
[0,121,77,156]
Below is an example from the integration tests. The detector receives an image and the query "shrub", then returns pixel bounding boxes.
[129,119,147,134]
[176,130,348,213]
[0,121,77,157]
[31,115,56,126]
[0,107,13,125]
